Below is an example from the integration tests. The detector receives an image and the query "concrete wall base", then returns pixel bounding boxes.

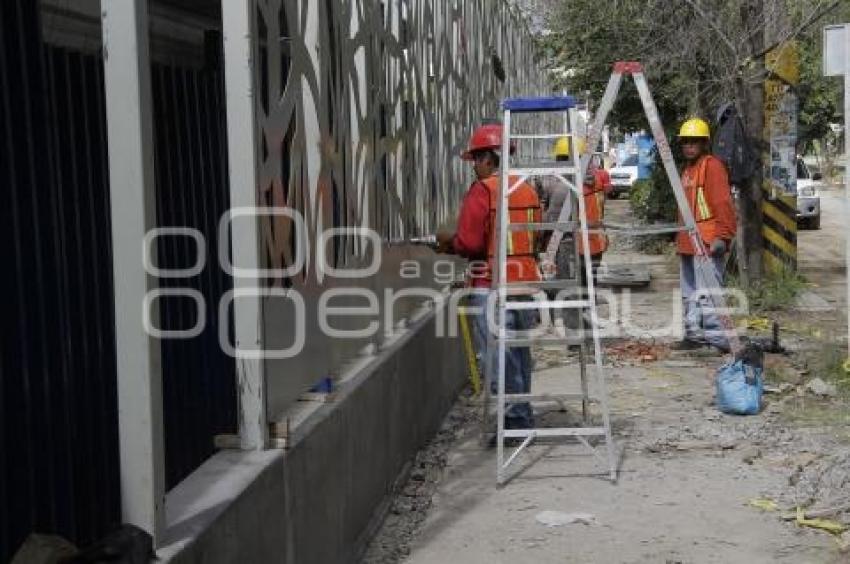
[158,306,465,564]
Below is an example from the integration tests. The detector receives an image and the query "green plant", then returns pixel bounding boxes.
[628,156,679,224]
[806,340,850,397]
[628,157,679,254]
[628,178,652,220]
[730,265,807,312]
[762,357,799,385]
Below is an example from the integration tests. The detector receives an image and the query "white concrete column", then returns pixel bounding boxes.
[823,23,850,354]
[221,0,268,449]
[843,30,850,355]
[101,0,165,544]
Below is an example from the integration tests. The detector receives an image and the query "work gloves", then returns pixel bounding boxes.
[709,239,727,258]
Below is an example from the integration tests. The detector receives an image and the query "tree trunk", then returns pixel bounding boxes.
[737,78,765,285]
[736,0,767,285]
[695,50,712,119]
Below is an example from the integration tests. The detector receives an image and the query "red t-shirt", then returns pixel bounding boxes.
[453,179,492,288]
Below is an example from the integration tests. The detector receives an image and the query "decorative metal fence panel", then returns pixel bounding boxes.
[251,0,551,419]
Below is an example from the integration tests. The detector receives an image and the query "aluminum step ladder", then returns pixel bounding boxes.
[490,94,617,484]
[552,61,741,353]
[489,62,742,485]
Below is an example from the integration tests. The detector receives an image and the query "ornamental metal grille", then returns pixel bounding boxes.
[250,0,551,417]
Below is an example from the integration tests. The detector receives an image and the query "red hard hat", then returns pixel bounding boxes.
[461,124,515,160]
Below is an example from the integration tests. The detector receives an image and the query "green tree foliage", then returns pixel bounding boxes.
[628,152,681,252]
[629,159,680,224]
[796,13,848,152]
[544,0,847,141]
[545,0,848,256]
[541,0,698,131]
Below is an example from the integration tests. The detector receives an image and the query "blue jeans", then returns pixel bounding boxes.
[680,254,729,349]
[467,291,534,428]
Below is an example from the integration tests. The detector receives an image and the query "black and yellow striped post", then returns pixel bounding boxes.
[761,191,797,271]
[762,41,799,272]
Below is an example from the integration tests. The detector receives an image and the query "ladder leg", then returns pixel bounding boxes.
[496,109,512,486]
[596,362,618,482]
[579,344,589,425]
[496,306,507,485]
[591,336,618,481]
[572,119,618,481]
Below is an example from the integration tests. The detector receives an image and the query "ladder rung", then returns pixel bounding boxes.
[504,280,579,290]
[503,427,607,438]
[604,223,688,236]
[503,300,590,310]
[507,221,576,232]
[502,334,584,346]
[508,167,578,176]
[510,133,573,140]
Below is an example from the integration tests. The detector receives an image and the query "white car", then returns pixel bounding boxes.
[607,165,638,198]
[796,158,822,230]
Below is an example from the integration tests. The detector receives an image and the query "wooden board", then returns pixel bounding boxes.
[596,264,651,287]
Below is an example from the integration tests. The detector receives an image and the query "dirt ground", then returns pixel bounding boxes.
[363,187,850,564]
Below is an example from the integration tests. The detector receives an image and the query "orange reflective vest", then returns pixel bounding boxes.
[676,155,735,255]
[578,173,609,256]
[480,175,542,284]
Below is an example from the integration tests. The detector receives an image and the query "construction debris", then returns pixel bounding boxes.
[748,498,780,512]
[606,340,669,364]
[805,377,838,398]
[595,264,651,287]
[781,501,850,521]
[763,383,793,394]
[743,317,772,332]
[535,510,598,527]
[793,507,847,534]
[784,454,850,514]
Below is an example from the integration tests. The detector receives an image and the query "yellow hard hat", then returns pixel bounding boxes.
[552,136,586,157]
[678,118,710,138]
[553,137,570,157]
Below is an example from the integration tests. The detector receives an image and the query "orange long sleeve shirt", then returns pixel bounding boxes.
[676,155,736,255]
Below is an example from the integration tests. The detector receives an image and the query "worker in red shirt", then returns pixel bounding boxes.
[437,124,541,433]
[672,118,736,351]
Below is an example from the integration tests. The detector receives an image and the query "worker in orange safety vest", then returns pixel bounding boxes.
[542,136,611,283]
[672,117,736,352]
[436,123,541,434]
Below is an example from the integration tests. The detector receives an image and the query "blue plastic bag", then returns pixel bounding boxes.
[715,359,763,415]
